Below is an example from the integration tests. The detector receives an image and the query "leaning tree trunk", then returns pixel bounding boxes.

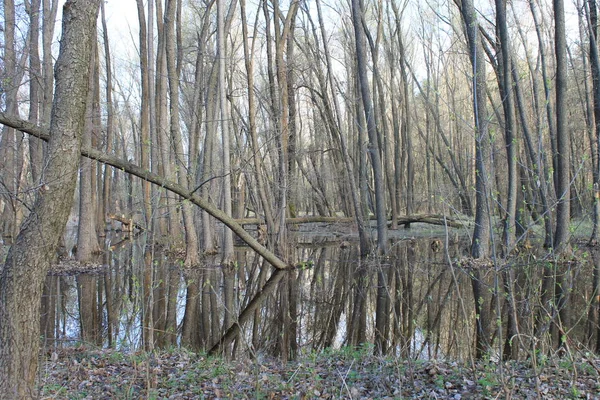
[0,0,100,396]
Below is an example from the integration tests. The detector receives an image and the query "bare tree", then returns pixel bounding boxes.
[351,0,387,254]
[136,0,153,226]
[0,0,100,395]
[218,0,234,265]
[553,0,570,250]
[456,0,493,358]
[165,0,201,266]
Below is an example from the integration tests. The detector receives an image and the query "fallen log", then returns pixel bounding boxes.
[394,215,465,229]
[235,214,465,229]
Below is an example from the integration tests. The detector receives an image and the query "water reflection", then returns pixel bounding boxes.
[39,234,600,361]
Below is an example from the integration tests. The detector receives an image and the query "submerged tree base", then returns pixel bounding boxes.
[38,346,600,399]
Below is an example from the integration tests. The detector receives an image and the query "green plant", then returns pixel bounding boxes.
[570,386,581,398]
[42,383,68,396]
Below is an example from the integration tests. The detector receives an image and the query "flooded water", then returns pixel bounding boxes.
[39,232,600,361]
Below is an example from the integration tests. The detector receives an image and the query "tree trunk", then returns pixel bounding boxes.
[351,0,387,254]
[239,0,275,239]
[165,0,200,266]
[27,0,44,183]
[77,39,101,259]
[314,0,370,255]
[529,0,558,205]
[457,0,493,358]
[0,1,99,396]
[587,0,600,244]
[553,0,570,251]
[552,0,572,352]
[181,268,201,348]
[136,0,153,227]
[77,275,101,345]
[218,0,234,265]
[100,0,115,225]
[0,0,23,238]
[495,0,518,252]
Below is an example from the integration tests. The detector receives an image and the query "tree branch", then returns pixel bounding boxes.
[0,112,290,270]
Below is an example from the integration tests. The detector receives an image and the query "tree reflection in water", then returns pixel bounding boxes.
[40,233,600,361]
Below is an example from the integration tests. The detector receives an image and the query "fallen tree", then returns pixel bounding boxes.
[0,112,466,357]
[0,112,289,270]
[235,214,465,228]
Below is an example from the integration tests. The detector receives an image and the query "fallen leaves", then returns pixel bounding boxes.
[38,347,600,399]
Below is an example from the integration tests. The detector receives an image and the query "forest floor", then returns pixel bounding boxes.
[38,345,600,399]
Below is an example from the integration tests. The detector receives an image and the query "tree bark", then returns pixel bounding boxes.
[0,1,99,396]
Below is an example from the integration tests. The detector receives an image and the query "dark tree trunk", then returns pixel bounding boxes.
[587,0,600,244]
[553,0,572,351]
[553,0,570,250]
[351,0,388,254]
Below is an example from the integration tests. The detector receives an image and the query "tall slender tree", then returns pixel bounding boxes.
[495,0,518,251]
[456,0,493,358]
[553,0,570,250]
[586,0,600,245]
[351,0,388,254]
[165,0,201,266]
[218,0,234,265]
